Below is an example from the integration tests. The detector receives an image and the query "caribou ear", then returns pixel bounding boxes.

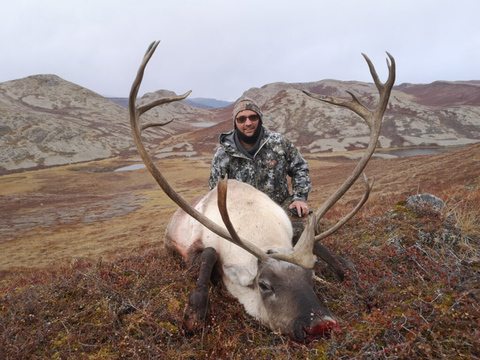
[223,262,258,287]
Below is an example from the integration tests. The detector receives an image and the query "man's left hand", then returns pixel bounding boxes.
[289,200,310,218]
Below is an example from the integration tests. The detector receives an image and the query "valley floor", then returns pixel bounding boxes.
[1,144,479,275]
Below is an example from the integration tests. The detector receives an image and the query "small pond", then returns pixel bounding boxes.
[114,164,146,172]
[193,122,216,127]
[378,145,467,157]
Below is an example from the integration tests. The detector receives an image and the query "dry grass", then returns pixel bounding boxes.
[1,198,479,359]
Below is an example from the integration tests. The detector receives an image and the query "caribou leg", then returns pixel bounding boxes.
[313,243,358,282]
[291,223,348,281]
[183,247,218,331]
[313,243,346,281]
[289,214,350,281]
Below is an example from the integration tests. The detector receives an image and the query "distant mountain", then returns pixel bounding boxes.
[1,74,479,173]
[108,96,232,109]
[0,75,131,173]
[183,98,233,109]
[108,97,129,107]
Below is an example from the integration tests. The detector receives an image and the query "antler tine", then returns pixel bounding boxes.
[363,52,396,121]
[269,213,317,269]
[303,52,395,239]
[302,91,373,129]
[129,41,247,249]
[129,41,159,113]
[141,119,174,132]
[138,92,192,118]
[314,173,373,242]
[362,52,396,92]
[129,41,192,131]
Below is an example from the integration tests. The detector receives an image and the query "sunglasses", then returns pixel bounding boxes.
[236,114,260,124]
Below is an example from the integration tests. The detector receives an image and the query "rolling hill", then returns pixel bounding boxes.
[1,74,479,174]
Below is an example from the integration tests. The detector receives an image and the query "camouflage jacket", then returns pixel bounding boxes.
[209,128,311,205]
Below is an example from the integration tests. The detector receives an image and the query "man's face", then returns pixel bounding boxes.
[235,110,260,137]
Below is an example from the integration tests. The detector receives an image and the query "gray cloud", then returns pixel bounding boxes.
[1,0,479,101]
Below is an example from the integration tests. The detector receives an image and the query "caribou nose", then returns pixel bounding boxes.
[302,316,340,341]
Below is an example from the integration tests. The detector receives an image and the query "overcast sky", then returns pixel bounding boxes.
[1,0,479,101]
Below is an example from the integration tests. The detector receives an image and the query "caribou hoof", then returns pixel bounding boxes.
[182,287,209,332]
[182,306,205,333]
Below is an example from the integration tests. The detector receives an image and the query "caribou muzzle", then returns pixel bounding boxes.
[298,314,339,341]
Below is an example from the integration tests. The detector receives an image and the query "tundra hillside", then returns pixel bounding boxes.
[0,75,479,358]
[1,75,480,173]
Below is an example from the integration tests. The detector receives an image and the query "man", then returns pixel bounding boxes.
[209,97,312,217]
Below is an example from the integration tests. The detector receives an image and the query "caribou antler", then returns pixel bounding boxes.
[129,40,394,270]
[302,52,396,242]
[129,41,278,265]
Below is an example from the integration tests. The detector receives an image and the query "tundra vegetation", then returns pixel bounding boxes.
[0,144,479,358]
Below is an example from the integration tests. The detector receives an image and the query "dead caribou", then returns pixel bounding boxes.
[128,41,395,340]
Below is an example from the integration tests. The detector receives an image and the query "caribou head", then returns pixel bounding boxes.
[128,41,395,340]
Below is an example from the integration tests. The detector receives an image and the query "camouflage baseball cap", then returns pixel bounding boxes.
[232,97,263,123]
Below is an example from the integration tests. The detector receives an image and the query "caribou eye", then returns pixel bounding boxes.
[258,281,272,292]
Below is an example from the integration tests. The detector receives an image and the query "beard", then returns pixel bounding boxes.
[236,122,263,144]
